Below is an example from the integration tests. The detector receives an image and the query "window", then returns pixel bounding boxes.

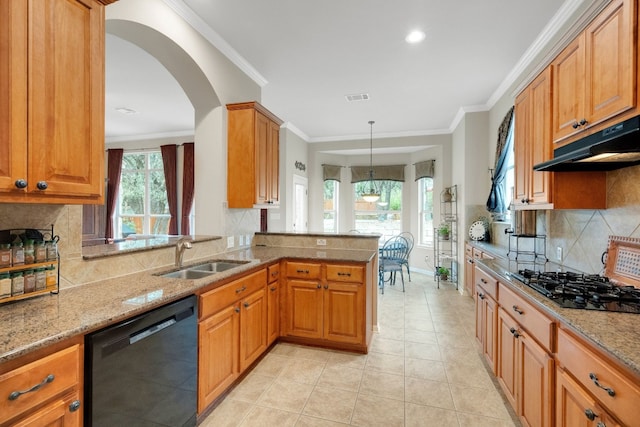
[323,180,339,233]
[504,121,515,216]
[418,178,434,246]
[353,180,402,240]
[116,151,170,238]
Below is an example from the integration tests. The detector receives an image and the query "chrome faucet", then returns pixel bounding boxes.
[175,237,193,268]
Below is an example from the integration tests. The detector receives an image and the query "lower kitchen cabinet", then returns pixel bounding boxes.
[474,266,498,372]
[239,287,267,371]
[267,263,280,346]
[0,343,82,426]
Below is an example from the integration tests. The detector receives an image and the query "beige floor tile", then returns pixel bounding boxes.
[316,365,363,391]
[295,415,350,427]
[404,340,442,361]
[302,386,357,423]
[239,406,299,427]
[377,325,405,341]
[365,351,405,375]
[436,332,477,350]
[405,357,447,382]
[444,360,495,389]
[404,329,437,344]
[293,346,334,362]
[271,342,301,357]
[199,399,253,427]
[456,411,518,427]
[405,376,455,409]
[252,353,291,377]
[257,379,314,412]
[326,351,367,370]
[405,402,460,427]
[370,336,405,356]
[359,370,404,400]
[227,373,274,403]
[449,383,513,420]
[350,394,404,427]
[278,357,326,384]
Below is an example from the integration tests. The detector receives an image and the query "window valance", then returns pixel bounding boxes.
[414,160,435,181]
[322,164,342,182]
[350,165,406,183]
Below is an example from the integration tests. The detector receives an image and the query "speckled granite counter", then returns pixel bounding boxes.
[0,246,376,364]
[477,257,640,379]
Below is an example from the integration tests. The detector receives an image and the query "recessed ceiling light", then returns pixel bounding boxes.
[115,107,139,115]
[405,30,426,44]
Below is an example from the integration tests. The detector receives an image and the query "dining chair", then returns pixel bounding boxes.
[378,235,409,294]
[398,232,414,281]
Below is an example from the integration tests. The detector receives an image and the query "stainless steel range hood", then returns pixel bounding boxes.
[533,115,640,172]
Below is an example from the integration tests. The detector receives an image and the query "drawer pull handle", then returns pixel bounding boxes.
[589,373,616,397]
[235,307,240,313]
[584,408,598,421]
[236,286,247,294]
[480,278,487,284]
[324,285,329,289]
[270,286,277,292]
[297,269,310,274]
[8,374,55,401]
[69,400,81,412]
[478,293,485,300]
[512,305,524,315]
[244,302,250,308]
[337,272,351,276]
[509,327,521,338]
[317,284,321,289]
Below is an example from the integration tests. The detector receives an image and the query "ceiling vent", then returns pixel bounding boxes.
[345,93,370,102]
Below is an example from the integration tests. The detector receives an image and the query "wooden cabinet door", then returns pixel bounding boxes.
[323,282,364,344]
[28,0,104,199]
[528,68,552,205]
[12,392,81,427]
[514,86,530,207]
[497,308,518,410]
[267,120,280,204]
[464,256,474,296]
[552,35,586,144]
[285,279,323,339]
[483,294,498,372]
[0,0,28,195]
[255,112,270,205]
[474,286,484,344]
[267,282,279,346]
[239,288,267,371]
[518,331,554,427]
[584,0,635,127]
[198,304,239,413]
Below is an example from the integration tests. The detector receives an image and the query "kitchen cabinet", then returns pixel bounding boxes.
[0,0,112,204]
[464,244,474,296]
[283,261,367,349]
[556,327,640,427]
[514,67,606,210]
[267,263,280,346]
[198,269,267,411]
[552,0,636,147]
[0,343,82,426]
[227,102,283,208]
[497,282,555,427]
[474,266,498,373]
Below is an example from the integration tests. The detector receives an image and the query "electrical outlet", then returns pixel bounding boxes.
[239,235,244,246]
[227,236,234,249]
[246,234,251,245]
[556,246,563,261]
[316,239,327,246]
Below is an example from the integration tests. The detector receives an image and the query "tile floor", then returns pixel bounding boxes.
[201,272,520,427]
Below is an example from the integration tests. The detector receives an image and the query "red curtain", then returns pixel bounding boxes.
[105,149,123,240]
[181,143,195,235]
[161,144,178,235]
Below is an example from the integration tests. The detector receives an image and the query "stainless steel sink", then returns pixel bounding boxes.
[188,260,249,273]
[160,269,215,280]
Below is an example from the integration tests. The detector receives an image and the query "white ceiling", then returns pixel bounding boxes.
[105,0,583,145]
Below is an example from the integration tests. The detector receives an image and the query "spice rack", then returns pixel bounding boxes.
[0,226,60,305]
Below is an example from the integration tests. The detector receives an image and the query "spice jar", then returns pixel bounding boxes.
[0,243,11,267]
[46,240,58,261]
[11,271,24,296]
[0,273,11,299]
[11,242,24,266]
[23,269,35,293]
[35,241,47,263]
[45,266,57,288]
[35,267,46,291]
[24,240,35,264]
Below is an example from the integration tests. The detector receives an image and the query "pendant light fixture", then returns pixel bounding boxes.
[362,120,381,203]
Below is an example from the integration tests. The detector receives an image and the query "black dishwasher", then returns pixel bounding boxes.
[85,295,197,427]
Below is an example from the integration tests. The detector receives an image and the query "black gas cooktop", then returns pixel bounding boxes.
[509,269,640,314]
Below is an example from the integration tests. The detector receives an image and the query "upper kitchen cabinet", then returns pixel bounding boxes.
[227,102,283,208]
[551,0,636,147]
[515,67,606,210]
[0,0,115,204]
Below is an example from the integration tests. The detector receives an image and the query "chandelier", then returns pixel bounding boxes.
[362,120,380,203]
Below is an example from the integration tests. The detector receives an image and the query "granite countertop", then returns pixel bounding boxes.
[0,246,376,364]
[82,235,221,260]
[477,256,640,379]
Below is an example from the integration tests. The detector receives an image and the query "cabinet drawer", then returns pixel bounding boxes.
[498,283,554,351]
[201,270,266,318]
[474,266,498,300]
[268,263,280,284]
[557,328,640,427]
[326,264,364,283]
[465,244,473,257]
[0,345,80,422]
[473,248,483,259]
[285,262,321,280]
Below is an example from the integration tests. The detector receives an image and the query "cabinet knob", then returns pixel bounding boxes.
[478,292,485,300]
[317,284,321,289]
[235,307,240,313]
[572,121,581,129]
[36,181,48,191]
[579,118,588,126]
[244,302,250,308]
[509,327,521,338]
[69,399,81,412]
[584,408,598,421]
[324,285,329,289]
[270,286,277,292]
[14,179,27,189]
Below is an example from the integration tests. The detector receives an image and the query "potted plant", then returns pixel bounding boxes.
[436,266,450,281]
[438,223,450,240]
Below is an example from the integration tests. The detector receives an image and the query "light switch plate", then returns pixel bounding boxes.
[316,239,327,246]
[556,246,563,261]
[239,235,244,246]
[227,236,234,249]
